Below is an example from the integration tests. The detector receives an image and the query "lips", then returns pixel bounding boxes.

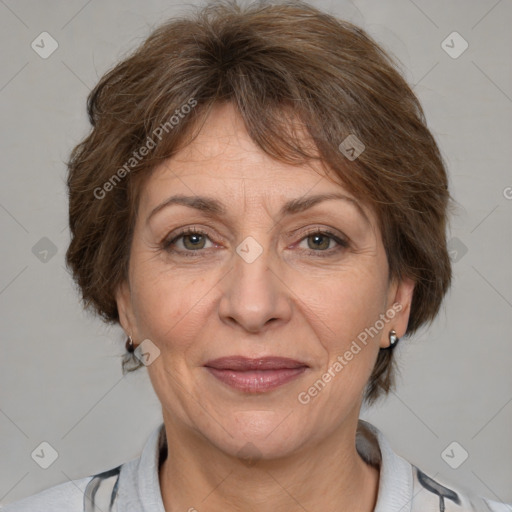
[204,356,308,371]
[204,356,309,393]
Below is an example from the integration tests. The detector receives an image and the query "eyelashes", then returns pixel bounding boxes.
[161,226,349,259]
[162,227,215,254]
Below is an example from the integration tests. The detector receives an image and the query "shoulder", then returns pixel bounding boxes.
[358,420,511,512]
[0,477,91,512]
[1,465,122,512]
[410,464,512,512]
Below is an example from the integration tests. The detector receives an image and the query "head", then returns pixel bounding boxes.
[65,0,452,458]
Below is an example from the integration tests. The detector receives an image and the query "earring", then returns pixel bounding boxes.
[381,330,399,350]
[126,335,135,353]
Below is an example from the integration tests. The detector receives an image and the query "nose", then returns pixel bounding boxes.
[218,241,293,334]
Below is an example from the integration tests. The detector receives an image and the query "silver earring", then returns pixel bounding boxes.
[380,330,400,350]
[126,335,135,353]
[389,330,399,347]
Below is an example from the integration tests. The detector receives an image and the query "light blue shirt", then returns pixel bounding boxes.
[2,420,510,511]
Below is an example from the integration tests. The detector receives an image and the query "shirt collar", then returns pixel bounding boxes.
[358,419,414,512]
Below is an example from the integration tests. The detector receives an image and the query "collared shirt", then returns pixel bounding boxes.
[2,420,510,511]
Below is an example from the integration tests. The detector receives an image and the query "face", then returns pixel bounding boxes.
[116,102,414,460]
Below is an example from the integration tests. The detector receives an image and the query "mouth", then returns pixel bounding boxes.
[204,356,309,393]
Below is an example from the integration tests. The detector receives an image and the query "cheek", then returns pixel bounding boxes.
[297,274,385,418]
[129,257,214,352]
[304,265,389,352]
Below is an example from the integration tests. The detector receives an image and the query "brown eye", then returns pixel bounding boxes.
[296,229,349,257]
[306,233,332,250]
[162,228,214,254]
[181,233,207,250]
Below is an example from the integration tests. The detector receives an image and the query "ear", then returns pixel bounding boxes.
[380,276,415,348]
[115,280,137,339]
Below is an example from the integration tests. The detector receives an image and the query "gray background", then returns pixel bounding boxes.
[1,0,511,506]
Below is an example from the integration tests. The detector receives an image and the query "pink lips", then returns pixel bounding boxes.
[204,356,308,393]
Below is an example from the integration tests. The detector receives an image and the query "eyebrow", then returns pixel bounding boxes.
[146,192,370,226]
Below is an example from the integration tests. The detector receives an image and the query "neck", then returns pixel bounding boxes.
[158,413,380,512]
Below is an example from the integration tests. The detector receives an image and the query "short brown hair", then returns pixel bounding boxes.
[65,0,453,404]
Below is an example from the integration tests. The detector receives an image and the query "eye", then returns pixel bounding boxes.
[296,229,349,256]
[161,227,349,258]
[162,228,215,254]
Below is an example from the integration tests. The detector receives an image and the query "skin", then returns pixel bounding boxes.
[116,102,415,512]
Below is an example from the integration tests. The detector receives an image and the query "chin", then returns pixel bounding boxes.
[199,411,306,462]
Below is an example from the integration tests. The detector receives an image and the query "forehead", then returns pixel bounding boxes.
[153,102,326,181]
[137,102,375,226]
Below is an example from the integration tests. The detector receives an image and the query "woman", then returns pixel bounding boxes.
[3,1,510,511]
